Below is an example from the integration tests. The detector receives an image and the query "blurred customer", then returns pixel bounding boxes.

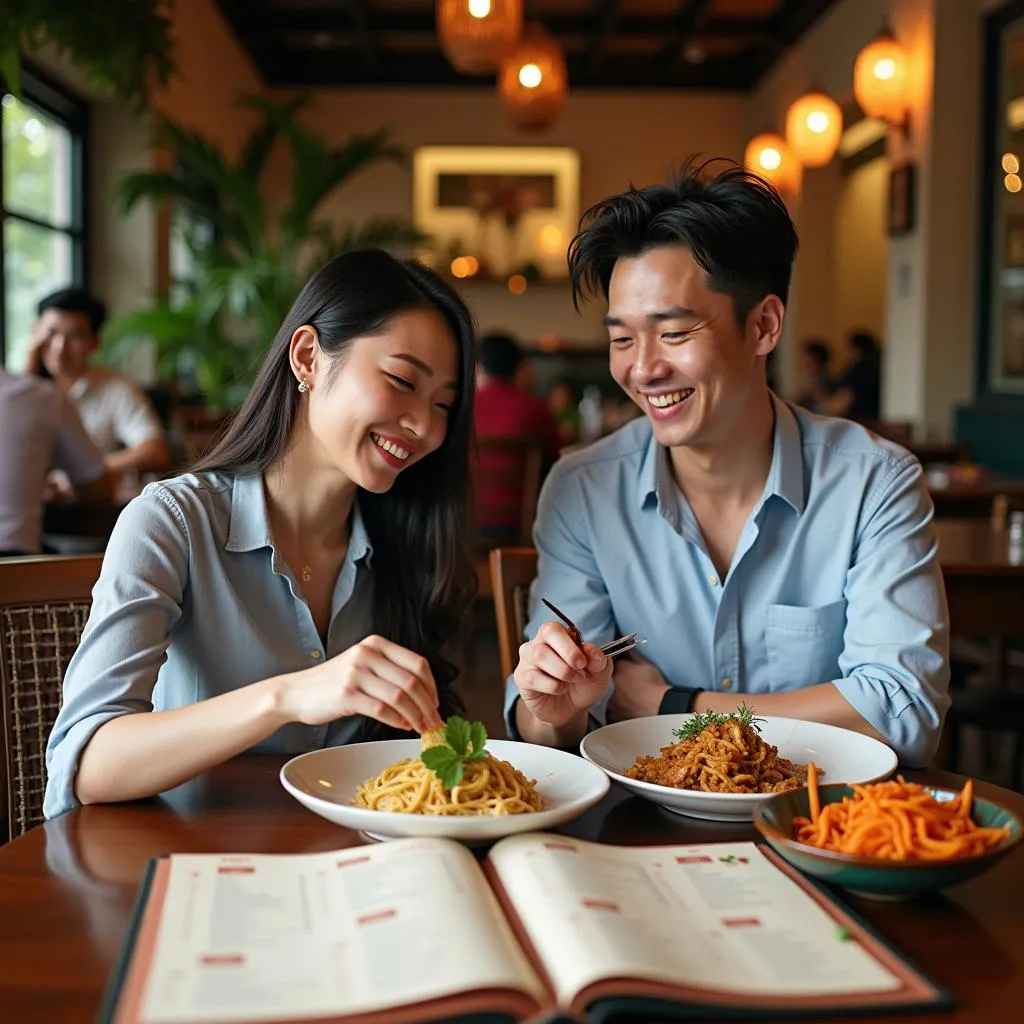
[820,330,881,421]
[796,338,834,413]
[474,331,561,540]
[26,288,171,485]
[0,366,112,556]
[547,377,580,444]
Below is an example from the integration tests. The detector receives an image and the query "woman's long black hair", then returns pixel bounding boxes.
[194,249,478,723]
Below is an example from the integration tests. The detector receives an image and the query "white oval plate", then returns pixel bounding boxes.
[280,739,610,842]
[580,715,898,822]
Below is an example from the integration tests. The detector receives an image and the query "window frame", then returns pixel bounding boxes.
[0,62,90,366]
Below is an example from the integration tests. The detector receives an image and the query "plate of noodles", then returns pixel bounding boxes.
[579,706,897,822]
[754,772,1023,898]
[280,717,610,842]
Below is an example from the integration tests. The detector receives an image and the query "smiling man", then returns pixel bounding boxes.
[506,160,949,767]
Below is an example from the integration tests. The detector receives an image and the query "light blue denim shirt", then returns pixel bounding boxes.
[44,471,376,818]
[504,396,950,766]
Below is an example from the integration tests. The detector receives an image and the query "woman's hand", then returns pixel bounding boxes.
[513,621,612,727]
[280,635,444,733]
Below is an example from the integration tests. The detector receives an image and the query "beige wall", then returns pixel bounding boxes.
[834,157,889,347]
[272,88,748,345]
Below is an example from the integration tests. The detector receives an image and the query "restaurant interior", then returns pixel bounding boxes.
[2,1,1024,1022]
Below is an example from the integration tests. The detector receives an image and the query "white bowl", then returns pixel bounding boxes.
[280,739,610,842]
[580,715,898,822]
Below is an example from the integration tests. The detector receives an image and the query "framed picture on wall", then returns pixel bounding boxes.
[887,163,916,235]
[412,146,580,281]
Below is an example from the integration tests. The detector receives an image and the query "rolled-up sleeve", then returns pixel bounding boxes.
[44,488,188,818]
[834,457,950,766]
[502,462,615,738]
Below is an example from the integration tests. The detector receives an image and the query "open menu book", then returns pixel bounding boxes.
[101,834,950,1024]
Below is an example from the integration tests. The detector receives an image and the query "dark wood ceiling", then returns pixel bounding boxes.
[215,0,840,90]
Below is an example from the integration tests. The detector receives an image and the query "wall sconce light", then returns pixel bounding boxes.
[785,90,843,167]
[743,132,799,195]
[853,25,910,134]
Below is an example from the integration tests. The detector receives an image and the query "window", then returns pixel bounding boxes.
[1,70,87,368]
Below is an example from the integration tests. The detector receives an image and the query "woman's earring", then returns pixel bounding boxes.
[297,379,310,394]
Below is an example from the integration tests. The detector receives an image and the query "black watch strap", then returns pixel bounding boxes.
[658,687,704,715]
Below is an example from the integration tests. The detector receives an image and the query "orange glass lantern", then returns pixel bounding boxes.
[743,132,799,195]
[854,29,908,124]
[437,0,523,75]
[785,91,842,167]
[497,23,567,130]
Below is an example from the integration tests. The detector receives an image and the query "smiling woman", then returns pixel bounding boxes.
[43,249,479,820]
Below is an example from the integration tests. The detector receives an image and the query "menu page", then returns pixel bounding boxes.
[136,840,544,1024]
[488,836,902,1006]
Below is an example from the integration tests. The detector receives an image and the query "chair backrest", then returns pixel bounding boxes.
[0,555,102,842]
[474,436,545,548]
[489,547,538,682]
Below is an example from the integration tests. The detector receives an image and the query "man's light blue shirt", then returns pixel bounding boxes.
[504,396,950,766]
[45,472,376,819]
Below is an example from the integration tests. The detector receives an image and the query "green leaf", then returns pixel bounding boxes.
[421,747,464,790]
[445,716,472,757]
[671,704,765,743]
[468,721,488,758]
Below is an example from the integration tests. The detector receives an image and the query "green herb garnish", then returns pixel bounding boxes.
[420,716,489,790]
[672,702,765,743]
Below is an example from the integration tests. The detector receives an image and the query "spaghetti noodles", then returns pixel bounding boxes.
[793,768,1012,860]
[626,710,811,794]
[352,726,544,816]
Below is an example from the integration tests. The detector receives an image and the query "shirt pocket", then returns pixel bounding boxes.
[765,600,847,692]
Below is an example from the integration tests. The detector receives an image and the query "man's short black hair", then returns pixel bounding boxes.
[849,330,879,359]
[37,288,107,334]
[568,156,799,325]
[478,331,523,380]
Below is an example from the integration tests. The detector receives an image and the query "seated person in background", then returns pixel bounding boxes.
[507,160,949,767]
[819,330,881,421]
[473,331,562,541]
[795,338,834,412]
[547,377,581,445]
[0,366,112,556]
[44,250,477,818]
[26,288,171,485]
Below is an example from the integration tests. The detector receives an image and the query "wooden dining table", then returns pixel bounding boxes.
[0,755,1022,1023]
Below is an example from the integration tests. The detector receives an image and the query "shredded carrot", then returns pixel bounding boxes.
[793,772,1011,861]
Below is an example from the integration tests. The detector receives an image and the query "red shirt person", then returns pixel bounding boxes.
[473,332,562,540]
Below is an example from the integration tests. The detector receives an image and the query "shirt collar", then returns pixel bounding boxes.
[635,392,805,516]
[225,473,374,564]
[764,393,806,515]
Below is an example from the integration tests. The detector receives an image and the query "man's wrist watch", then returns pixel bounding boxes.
[658,687,705,715]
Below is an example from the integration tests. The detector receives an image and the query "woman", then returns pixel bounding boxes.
[44,250,478,818]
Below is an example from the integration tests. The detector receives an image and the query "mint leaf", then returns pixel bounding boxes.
[468,721,488,758]
[421,746,464,789]
[445,715,472,756]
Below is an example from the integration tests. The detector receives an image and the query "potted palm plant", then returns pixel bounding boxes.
[103,93,427,410]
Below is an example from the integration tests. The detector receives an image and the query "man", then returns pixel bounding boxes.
[26,288,171,481]
[0,366,112,555]
[820,330,882,422]
[506,161,948,766]
[474,331,562,540]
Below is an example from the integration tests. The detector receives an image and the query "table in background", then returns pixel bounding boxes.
[0,756,1022,1023]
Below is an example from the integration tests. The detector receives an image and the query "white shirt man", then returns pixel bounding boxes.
[0,368,111,554]
[67,367,166,457]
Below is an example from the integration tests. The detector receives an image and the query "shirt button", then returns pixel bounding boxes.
[721,676,733,689]
[310,650,322,661]
[708,574,719,587]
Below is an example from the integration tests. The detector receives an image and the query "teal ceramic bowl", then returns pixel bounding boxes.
[754,783,1023,899]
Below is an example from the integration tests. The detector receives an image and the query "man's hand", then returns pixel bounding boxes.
[513,621,612,727]
[26,321,51,374]
[606,652,670,723]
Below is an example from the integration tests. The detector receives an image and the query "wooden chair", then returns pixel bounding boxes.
[0,555,102,842]
[488,548,538,682]
[473,437,545,599]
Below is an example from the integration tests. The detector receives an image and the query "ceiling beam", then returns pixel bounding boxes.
[586,0,621,73]
[658,0,714,69]
[344,0,379,70]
